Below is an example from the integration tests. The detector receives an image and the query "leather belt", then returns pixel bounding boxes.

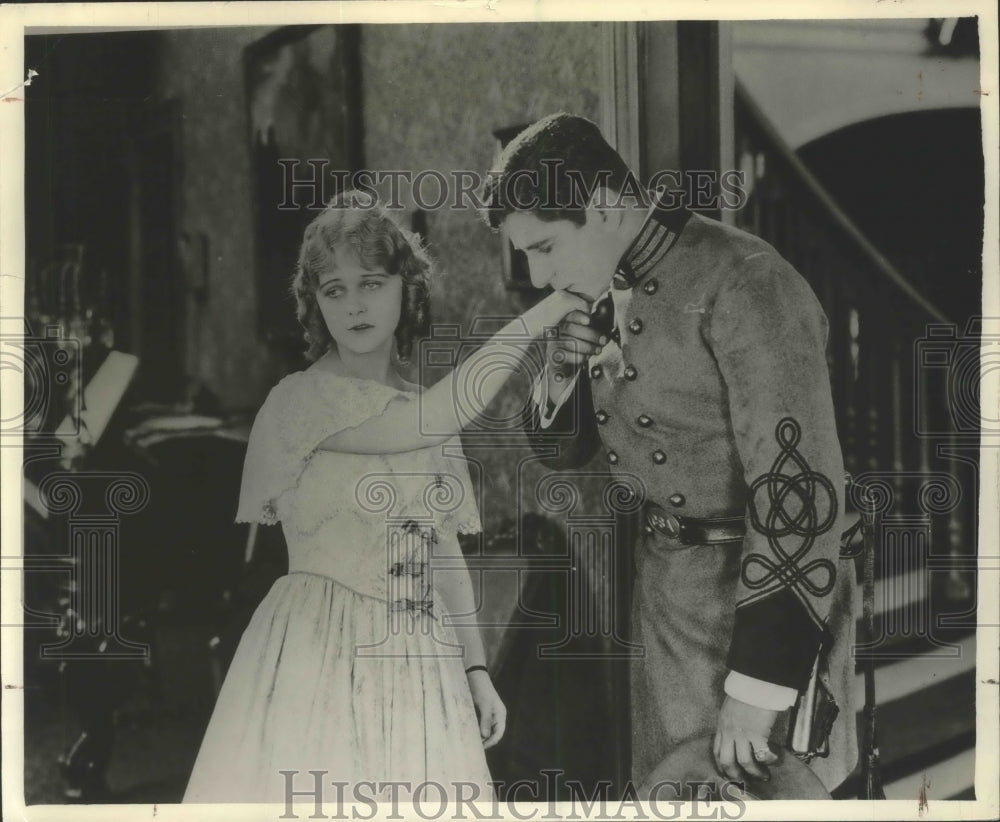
[643,501,745,546]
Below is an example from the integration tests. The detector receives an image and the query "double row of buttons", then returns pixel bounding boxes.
[595,276,680,502]
[596,407,670,471]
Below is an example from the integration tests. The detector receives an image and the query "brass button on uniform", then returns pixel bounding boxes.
[637,414,653,428]
[590,364,603,379]
[608,451,619,465]
[643,279,659,295]
[668,493,686,507]
[624,365,638,381]
[628,318,643,334]
[595,410,609,425]
[652,450,666,464]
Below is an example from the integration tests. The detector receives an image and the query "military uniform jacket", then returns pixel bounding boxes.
[525,204,846,692]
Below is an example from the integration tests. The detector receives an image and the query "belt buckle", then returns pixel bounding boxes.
[645,504,686,544]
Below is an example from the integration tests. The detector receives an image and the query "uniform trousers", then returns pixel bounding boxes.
[630,528,859,791]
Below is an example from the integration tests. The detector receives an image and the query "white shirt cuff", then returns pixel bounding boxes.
[532,367,579,430]
[724,671,799,711]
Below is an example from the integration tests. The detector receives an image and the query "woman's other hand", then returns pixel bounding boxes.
[466,669,507,749]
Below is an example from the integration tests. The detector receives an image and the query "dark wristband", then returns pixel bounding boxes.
[465,665,488,675]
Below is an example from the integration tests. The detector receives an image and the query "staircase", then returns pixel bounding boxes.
[734,79,979,800]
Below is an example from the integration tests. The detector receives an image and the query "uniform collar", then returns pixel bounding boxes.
[612,192,692,290]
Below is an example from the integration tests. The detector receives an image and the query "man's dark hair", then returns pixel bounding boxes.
[480,113,637,229]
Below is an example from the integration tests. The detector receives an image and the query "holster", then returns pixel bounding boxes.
[786,650,840,761]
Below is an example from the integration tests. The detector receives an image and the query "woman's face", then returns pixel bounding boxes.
[315,249,403,357]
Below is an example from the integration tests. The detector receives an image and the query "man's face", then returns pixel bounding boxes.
[504,210,621,301]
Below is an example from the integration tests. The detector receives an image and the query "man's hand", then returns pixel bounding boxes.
[545,309,606,398]
[712,695,780,783]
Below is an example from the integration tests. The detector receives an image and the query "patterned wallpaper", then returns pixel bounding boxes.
[361,22,602,325]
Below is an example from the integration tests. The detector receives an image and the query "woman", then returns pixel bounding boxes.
[183,191,585,804]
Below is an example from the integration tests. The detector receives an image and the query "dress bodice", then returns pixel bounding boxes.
[235,369,482,601]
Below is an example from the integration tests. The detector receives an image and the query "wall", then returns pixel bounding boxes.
[732,19,981,149]
[156,26,286,410]
[361,22,603,311]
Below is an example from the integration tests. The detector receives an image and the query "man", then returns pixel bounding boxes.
[480,113,857,794]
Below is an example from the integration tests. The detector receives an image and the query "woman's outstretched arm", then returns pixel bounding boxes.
[319,289,587,454]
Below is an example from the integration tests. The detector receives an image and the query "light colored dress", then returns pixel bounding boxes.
[183,369,492,803]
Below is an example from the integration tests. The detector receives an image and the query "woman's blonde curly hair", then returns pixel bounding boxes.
[291,190,432,363]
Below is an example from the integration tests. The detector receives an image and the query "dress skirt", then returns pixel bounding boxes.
[183,571,493,804]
